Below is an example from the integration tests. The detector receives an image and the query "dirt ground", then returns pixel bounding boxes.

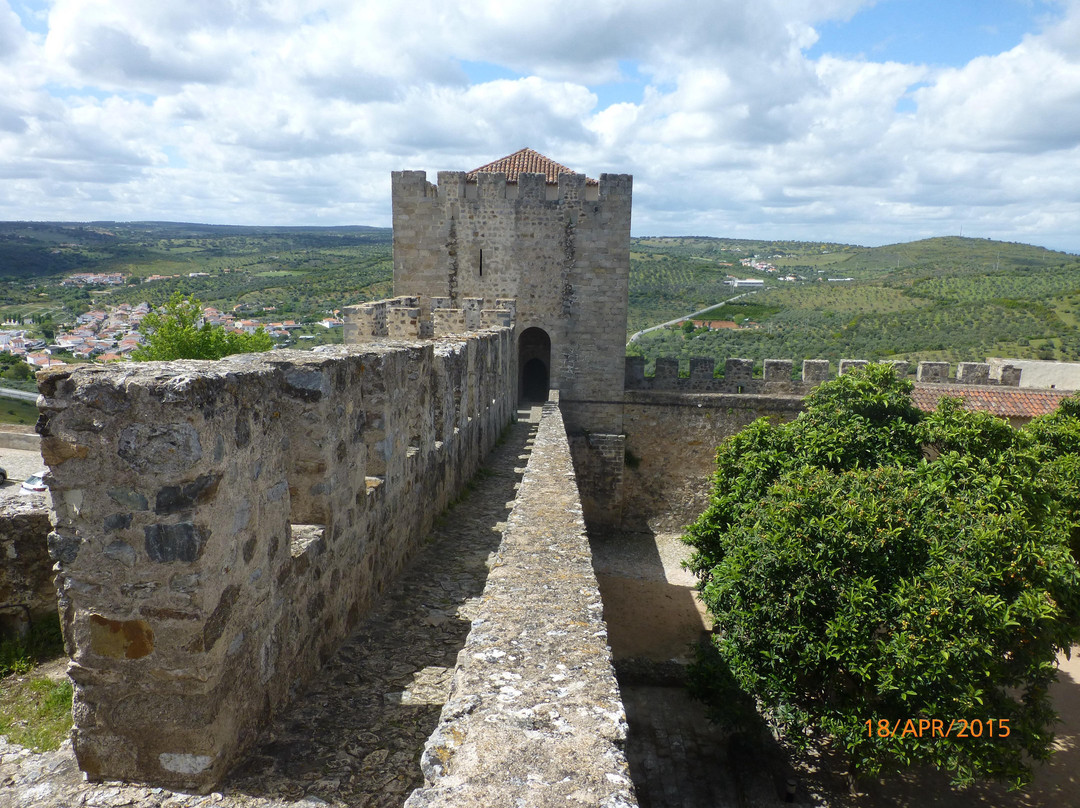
[590,528,1080,807]
[589,529,709,662]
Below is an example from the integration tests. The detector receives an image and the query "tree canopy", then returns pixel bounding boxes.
[132,292,273,361]
[684,363,1080,788]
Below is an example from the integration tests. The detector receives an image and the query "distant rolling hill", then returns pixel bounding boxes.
[3,224,1078,368]
[627,235,1080,369]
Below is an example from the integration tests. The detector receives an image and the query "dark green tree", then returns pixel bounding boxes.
[132,292,273,361]
[0,360,32,381]
[684,364,1080,789]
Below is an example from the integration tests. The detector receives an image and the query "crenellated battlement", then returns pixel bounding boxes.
[392,170,632,206]
[625,357,1024,393]
[38,328,517,791]
[343,296,516,341]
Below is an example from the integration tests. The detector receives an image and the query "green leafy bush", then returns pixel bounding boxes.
[132,292,273,361]
[684,364,1080,788]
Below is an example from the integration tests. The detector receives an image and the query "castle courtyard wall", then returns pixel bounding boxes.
[35,331,515,792]
[620,391,805,533]
[581,358,1028,533]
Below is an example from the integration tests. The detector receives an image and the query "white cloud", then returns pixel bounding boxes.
[911,42,1080,154]
[0,0,1077,251]
[0,0,31,62]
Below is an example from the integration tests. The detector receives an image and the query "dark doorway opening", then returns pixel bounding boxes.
[518,327,551,402]
[522,358,549,401]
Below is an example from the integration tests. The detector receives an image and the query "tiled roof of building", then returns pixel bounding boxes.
[467,148,598,186]
[911,383,1075,419]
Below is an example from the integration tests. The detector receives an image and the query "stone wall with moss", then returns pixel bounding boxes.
[35,330,515,792]
[406,394,636,808]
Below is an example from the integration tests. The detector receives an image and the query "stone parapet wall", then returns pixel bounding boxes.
[0,500,54,633]
[0,426,40,451]
[35,329,516,792]
[626,357,1023,392]
[406,394,636,808]
[344,296,516,342]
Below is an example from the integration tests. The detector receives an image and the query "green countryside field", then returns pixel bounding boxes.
[627,235,1080,374]
[2,223,1079,382]
[0,222,394,324]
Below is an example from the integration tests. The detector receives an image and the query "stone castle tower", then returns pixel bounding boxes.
[391,148,633,435]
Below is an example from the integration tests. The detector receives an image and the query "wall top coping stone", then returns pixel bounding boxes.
[406,399,635,808]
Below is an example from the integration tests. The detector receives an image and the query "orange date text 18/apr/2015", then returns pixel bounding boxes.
[866,718,1010,739]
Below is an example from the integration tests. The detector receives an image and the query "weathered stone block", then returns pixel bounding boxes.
[144,523,206,563]
[103,540,136,567]
[724,358,753,381]
[802,359,829,383]
[88,615,154,659]
[917,361,950,382]
[999,364,1022,386]
[154,474,220,515]
[763,359,793,382]
[689,357,715,381]
[957,362,991,384]
[108,488,148,511]
[103,513,132,532]
[47,530,81,565]
[41,437,89,465]
[118,423,202,474]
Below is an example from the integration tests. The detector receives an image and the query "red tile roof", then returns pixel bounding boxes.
[467,148,597,185]
[911,383,1074,419]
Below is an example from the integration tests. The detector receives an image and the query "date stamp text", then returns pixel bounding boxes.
[866,718,1010,739]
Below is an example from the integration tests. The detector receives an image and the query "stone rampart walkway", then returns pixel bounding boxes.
[0,407,542,808]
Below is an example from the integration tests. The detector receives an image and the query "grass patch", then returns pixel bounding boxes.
[0,676,73,751]
[0,397,39,427]
[0,616,70,752]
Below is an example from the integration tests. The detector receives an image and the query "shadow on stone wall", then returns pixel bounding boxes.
[223,412,539,805]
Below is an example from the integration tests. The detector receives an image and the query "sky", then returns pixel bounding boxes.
[2,0,1080,251]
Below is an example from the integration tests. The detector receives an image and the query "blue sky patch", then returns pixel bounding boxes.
[808,0,1056,66]
[458,60,521,85]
